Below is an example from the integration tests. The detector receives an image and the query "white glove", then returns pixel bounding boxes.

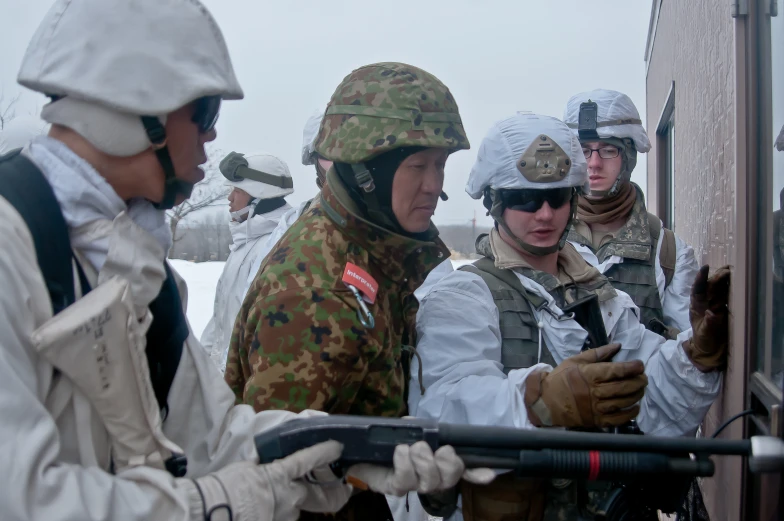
[347,441,495,497]
[183,440,353,521]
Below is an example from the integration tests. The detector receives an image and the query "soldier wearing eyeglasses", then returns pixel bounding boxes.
[409,112,730,520]
[562,89,703,346]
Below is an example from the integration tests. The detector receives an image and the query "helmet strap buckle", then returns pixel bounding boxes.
[351,164,376,193]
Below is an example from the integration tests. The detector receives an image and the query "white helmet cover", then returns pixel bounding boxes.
[563,89,651,153]
[18,0,243,159]
[18,0,243,115]
[301,110,325,166]
[0,116,49,154]
[466,112,587,199]
[224,153,294,201]
[18,0,244,209]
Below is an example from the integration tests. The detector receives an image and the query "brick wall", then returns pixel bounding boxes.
[645,0,744,518]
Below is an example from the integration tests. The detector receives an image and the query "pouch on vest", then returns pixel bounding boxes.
[459,259,557,370]
[31,277,185,474]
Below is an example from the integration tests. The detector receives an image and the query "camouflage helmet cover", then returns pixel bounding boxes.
[315,62,469,164]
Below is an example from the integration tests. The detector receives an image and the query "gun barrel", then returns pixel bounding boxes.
[457,449,715,479]
[439,423,751,456]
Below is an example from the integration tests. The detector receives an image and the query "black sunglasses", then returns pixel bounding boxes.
[500,187,574,213]
[192,95,222,133]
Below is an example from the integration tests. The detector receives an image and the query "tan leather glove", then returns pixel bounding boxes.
[685,265,731,372]
[524,344,648,428]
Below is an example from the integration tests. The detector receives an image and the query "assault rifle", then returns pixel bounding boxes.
[254,415,784,481]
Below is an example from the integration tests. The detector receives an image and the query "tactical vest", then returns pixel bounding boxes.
[568,212,676,337]
[454,258,609,521]
[459,258,557,370]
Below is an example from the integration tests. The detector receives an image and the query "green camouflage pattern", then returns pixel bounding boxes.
[568,183,652,264]
[568,184,666,331]
[316,62,469,164]
[224,170,449,417]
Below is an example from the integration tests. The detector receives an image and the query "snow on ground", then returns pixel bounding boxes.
[172,258,473,339]
[170,259,225,339]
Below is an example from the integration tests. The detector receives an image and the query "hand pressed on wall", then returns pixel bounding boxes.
[685,265,731,372]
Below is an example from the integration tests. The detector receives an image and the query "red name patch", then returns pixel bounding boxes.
[342,263,378,304]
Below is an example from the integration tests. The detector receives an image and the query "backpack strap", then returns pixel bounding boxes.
[146,264,189,419]
[0,149,186,422]
[647,211,662,242]
[647,212,676,289]
[0,150,86,313]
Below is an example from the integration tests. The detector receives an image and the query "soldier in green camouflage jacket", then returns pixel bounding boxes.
[224,62,471,520]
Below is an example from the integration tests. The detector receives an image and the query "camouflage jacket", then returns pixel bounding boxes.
[225,170,449,417]
[568,184,670,332]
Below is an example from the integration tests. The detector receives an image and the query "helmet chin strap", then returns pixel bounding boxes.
[230,198,258,222]
[140,116,194,210]
[489,190,578,257]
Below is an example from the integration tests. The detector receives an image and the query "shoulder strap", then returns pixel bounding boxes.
[0,150,80,314]
[460,257,547,309]
[647,211,662,241]
[146,263,189,419]
[659,228,677,289]
[0,151,185,435]
[647,212,676,289]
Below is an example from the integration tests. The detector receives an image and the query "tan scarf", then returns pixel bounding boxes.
[576,182,637,224]
[487,230,617,303]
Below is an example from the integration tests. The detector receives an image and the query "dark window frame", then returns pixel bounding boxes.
[745,0,783,518]
[656,81,676,229]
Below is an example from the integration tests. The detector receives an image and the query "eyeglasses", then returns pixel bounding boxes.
[500,187,574,213]
[582,146,620,160]
[192,95,222,133]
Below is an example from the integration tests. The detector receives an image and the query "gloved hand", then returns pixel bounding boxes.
[524,343,648,428]
[183,440,353,521]
[347,441,495,497]
[685,265,731,372]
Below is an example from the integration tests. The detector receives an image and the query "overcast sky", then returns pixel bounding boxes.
[0,1,651,227]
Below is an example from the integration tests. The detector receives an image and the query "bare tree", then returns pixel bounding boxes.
[166,146,229,243]
[0,90,22,130]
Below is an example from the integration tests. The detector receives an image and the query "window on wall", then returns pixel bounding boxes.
[656,82,676,230]
[754,0,784,392]
[747,4,783,519]
[770,0,784,388]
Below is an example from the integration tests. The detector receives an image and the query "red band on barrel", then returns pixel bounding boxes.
[588,451,600,481]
